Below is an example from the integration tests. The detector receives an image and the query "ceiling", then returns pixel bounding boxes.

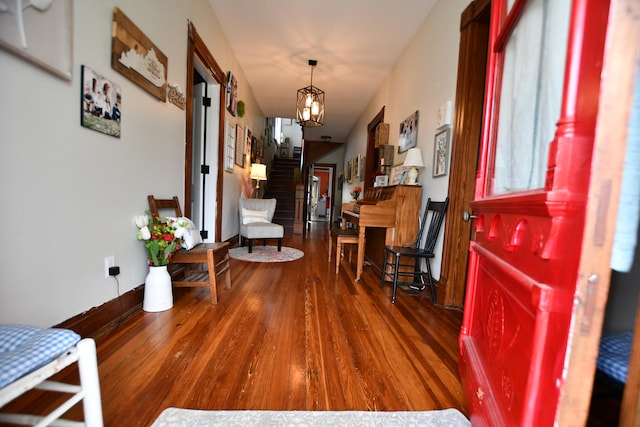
[207,0,437,142]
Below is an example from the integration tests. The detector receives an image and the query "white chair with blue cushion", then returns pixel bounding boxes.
[0,324,103,426]
[239,197,284,253]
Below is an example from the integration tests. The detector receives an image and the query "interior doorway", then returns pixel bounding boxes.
[185,22,227,242]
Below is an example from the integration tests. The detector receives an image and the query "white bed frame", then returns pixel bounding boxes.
[0,338,103,427]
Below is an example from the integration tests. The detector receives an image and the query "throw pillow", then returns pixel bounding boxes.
[169,217,203,250]
[242,208,270,225]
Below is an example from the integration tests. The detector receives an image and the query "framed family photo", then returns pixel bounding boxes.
[81,65,122,138]
[398,110,419,153]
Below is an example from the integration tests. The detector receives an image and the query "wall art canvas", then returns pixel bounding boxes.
[226,71,238,116]
[111,7,167,102]
[81,65,122,138]
[433,127,451,177]
[0,0,73,80]
[398,110,419,153]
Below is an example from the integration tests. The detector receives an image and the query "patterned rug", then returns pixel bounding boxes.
[229,246,304,263]
[151,408,471,427]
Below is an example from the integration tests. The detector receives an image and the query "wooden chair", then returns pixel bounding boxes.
[147,195,231,304]
[380,198,449,304]
[328,202,359,274]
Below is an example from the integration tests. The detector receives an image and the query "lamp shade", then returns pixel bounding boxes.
[403,148,424,168]
[250,163,267,181]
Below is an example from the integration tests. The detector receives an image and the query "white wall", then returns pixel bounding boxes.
[343,0,468,279]
[0,0,262,327]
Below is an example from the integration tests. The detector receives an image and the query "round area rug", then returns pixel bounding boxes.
[229,246,304,263]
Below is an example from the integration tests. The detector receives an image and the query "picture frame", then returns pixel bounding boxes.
[225,118,234,172]
[81,65,122,138]
[374,175,389,187]
[245,127,252,166]
[433,127,451,177]
[398,110,419,153]
[235,124,245,167]
[111,7,168,102]
[0,0,73,80]
[389,166,405,185]
[226,71,238,116]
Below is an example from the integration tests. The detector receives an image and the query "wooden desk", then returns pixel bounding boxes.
[342,185,422,281]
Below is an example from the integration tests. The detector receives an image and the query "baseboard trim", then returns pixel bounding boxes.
[55,285,144,340]
[54,236,240,339]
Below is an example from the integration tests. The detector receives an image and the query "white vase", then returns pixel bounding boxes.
[143,265,173,312]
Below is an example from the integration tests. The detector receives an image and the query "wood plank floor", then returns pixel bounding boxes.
[3,222,467,426]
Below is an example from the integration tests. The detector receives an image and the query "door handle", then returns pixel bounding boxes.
[462,211,477,222]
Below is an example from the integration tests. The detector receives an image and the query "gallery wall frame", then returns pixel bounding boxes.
[398,110,419,153]
[225,118,234,172]
[81,65,122,138]
[433,127,451,177]
[111,7,168,102]
[235,124,245,167]
[226,71,238,116]
[0,0,73,80]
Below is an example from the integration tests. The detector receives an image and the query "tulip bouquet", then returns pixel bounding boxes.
[135,213,188,266]
[351,186,362,201]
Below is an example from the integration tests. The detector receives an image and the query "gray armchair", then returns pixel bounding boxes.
[239,197,284,253]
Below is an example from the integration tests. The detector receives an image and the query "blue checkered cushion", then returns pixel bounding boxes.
[0,324,80,389]
[597,330,633,384]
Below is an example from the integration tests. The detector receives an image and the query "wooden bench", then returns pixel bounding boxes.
[171,242,231,304]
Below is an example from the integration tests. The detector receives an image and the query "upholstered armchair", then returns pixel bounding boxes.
[239,197,284,253]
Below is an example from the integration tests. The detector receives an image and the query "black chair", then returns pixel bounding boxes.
[380,197,449,304]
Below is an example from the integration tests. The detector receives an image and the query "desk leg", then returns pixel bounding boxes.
[356,226,366,281]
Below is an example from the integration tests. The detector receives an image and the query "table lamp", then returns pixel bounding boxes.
[250,163,267,191]
[403,148,424,185]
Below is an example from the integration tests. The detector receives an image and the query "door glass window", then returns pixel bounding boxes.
[492,0,571,194]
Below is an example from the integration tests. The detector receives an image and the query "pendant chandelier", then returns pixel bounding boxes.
[296,59,325,127]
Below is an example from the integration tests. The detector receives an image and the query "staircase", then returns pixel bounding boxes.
[263,157,299,233]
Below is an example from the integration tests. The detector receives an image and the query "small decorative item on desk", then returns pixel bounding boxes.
[135,213,187,312]
[351,186,362,201]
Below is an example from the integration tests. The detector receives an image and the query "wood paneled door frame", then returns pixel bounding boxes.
[439,0,490,308]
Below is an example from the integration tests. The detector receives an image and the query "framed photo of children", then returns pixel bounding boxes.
[433,127,451,177]
[81,65,122,138]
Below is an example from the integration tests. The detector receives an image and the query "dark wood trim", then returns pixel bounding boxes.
[186,22,227,242]
[439,0,490,308]
[365,107,385,189]
[55,286,144,340]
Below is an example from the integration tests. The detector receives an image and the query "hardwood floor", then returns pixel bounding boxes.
[3,223,467,426]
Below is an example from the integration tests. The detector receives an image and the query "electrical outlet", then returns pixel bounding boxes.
[104,256,115,278]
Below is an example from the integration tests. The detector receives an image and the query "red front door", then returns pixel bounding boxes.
[458,0,614,425]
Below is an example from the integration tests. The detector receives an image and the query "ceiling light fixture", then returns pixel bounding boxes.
[296,59,324,127]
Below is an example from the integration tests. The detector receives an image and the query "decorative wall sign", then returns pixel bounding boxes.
[81,65,122,138]
[167,84,185,109]
[398,110,419,153]
[111,7,167,102]
[0,0,73,80]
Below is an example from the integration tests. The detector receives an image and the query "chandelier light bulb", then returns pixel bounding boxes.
[305,94,313,108]
[311,100,320,116]
[303,108,311,121]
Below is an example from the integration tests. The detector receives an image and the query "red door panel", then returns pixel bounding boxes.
[458,0,611,425]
